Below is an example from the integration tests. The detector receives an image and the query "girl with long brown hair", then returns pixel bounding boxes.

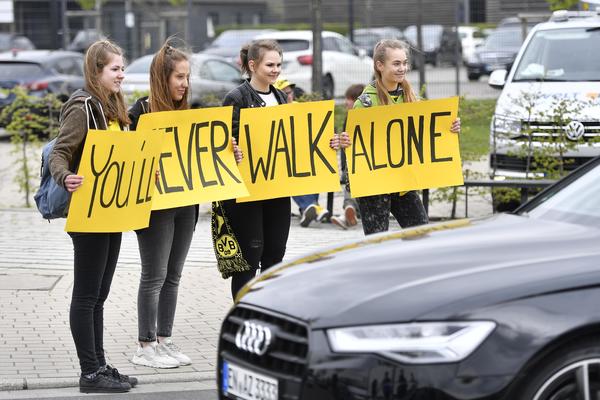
[49,40,136,393]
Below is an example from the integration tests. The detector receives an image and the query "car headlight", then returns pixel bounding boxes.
[327,321,495,364]
[492,114,521,137]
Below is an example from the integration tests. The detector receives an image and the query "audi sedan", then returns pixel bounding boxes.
[218,156,600,400]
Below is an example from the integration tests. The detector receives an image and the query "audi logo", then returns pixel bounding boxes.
[235,321,273,356]
[565,120,585,141]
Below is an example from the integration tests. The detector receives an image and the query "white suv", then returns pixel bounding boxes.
[488,9,600,179]
[255,30,373,99]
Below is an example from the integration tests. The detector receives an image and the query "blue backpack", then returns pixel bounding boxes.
[34,138,70,219]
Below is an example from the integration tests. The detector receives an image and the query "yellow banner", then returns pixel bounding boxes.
[237,100,339,202]
[65,129,164,232]
[136,107,248,210]
[346,97,463,198]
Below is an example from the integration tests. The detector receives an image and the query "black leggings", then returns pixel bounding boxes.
[222,197,291,298]
[356,191,428,235]
[68,232,121,375]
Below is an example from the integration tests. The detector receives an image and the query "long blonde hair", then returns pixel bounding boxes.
[149,39,190,112]
[84,40,130,126]
[372,39,417,105]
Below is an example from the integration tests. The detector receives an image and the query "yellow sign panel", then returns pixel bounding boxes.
[346,97,463,198]
[137,107,249,210]
[237,100,340,202]
[65,129,164,232]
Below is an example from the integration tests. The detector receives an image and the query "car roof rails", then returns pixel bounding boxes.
[550,8,599,21]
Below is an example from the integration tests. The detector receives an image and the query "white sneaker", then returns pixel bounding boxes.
[131,342,180,369]
[157,338,192,366]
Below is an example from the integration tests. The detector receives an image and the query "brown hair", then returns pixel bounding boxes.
[84,40,130,126]
[239,39,282,77]
[345,83,365,102]
[372,39,417,105]
[149,39,190,112]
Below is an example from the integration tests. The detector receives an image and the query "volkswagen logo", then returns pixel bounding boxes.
[565,120,585,141]
[235,321,273,356]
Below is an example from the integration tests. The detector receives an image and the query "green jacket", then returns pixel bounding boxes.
[353,81,405,109]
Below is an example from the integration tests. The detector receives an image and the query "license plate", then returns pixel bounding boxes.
[222,360,278,400]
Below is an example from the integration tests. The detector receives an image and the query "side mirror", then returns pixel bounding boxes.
[488,69,507,89]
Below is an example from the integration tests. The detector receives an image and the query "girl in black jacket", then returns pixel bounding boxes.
[219,40,289,298]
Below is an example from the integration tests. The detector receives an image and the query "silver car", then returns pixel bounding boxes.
[122,53,242,107]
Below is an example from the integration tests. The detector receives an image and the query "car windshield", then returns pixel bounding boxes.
[0,63,44,80]
[126,56,153,74]
[519,160,600,228]
[211,31,262,48]
[276,39,310,52]
[404,25,443,44]
[483,28,525,50]
[513,28,600,82]
[354,34,379,47]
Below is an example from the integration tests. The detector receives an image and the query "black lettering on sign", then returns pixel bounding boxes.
[387,118,405,168]
[351,125,371,173]
[136,140,157,205]
[246,122,274,183]
[210,121,241,185]
[193,121,216,187]
[407,115,424,165]
[308,111,335,175]
[271,118,292,179]
[430,111,453,163]
[289,116,310,178]
[88,144,114,218]
[369,121,386,170]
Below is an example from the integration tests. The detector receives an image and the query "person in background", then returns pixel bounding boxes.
[274,77,331,227]
[330,83,364,230]
[128,40,197,369]
[337,39,460,235]
[49,40,136,393]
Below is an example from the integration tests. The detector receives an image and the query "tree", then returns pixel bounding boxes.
[546,0,579,10]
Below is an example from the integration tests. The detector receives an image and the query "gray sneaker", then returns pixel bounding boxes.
[131,342,180,369]
[300,204,318,227]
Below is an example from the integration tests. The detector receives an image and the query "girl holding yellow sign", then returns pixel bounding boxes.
[49,40,136,393]
[339,39,461,235]
[216,39,290,299]
[128,40,196,370]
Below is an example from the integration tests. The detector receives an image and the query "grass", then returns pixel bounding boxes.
[333,98,496,161]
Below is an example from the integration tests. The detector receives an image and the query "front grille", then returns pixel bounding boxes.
[519,121,600,142]
[491,153,590,172]
[220,305,309,378]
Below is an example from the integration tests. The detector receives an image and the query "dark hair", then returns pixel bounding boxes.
[372,39,416,105]
[345,84,365,102]
[239,39,282,77]
[84,40,130,126]
[149,38,190,112]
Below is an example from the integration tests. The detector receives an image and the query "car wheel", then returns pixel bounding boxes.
[467,72,480,81]
[322,75,334,100]
[517,339,600,400]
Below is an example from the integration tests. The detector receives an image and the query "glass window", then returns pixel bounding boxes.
[322,37,338,52]
[126,56,153,73]
[277,39,310,52]
[203,60,240,82]
[0,63,44,80]
[335,37,356,54]
[53,58,80,76]
[513,28,600,82]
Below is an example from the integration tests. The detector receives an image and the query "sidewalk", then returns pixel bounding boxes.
[0,208,369,393]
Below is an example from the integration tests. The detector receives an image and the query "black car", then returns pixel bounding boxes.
[218,157,600,400]
[465,27,528,81]
[404,24,461,66]
[0,50,84,137]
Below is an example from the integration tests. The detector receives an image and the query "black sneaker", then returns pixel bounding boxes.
[79,373,131,393]
[103,365,138,388]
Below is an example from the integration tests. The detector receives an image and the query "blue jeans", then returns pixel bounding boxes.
[293,194,319,213]
[136,206,196,342]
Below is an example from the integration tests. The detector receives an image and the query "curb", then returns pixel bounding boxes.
[1,372,214,391]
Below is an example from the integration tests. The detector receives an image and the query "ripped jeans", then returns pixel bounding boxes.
[221,197,291,298]
[356,191,428,235]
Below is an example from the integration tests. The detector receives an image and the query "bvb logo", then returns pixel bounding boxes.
[216,234,239,258]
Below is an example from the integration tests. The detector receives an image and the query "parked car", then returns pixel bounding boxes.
[0,50,84,138]
[218,155,600,400]
[403,24,461,66]
[352,27,405,57]
[488,9,600,179]
[122,53,242,108]
[67,29,106,53]
[0,33,35,52]
[457,26,485,64]
[255,30,373,99]
[202,29,278,64]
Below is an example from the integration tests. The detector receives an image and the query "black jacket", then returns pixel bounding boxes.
[222,80,288,140]
[128,96,149,131]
